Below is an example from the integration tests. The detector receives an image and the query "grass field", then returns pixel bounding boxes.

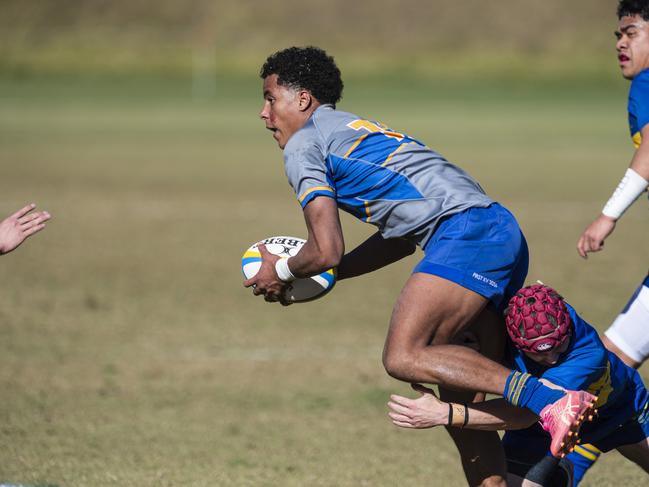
[1,73,648,486]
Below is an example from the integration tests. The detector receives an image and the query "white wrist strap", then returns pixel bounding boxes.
[602,168,648,219]
[275,258,296,282]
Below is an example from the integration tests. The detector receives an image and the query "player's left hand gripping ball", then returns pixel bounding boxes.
[241,236,336,303]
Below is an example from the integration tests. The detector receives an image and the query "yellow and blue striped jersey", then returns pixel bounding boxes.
[507,303,648,445]
[283,105,493,247]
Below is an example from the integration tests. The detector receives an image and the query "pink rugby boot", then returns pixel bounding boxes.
[539,390,598,457]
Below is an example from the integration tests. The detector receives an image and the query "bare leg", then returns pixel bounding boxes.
[441,388,508,487]
[386,274,511,486]
[382,273,511,394]
[441,307,510,486]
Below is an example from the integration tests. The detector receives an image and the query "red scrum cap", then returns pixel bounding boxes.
[505,284,572,353]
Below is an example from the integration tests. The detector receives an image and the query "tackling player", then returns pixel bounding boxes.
[0,203,51,256]
[577,0,649,370]
[388,284,649,486]
[245,47,596,486]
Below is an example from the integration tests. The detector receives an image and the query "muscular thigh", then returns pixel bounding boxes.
[463,306,506,363]
[385,273,490,351]
[439,307,506,400]
[386,203,526,354]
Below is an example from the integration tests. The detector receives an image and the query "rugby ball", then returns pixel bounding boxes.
[241,236,336,303]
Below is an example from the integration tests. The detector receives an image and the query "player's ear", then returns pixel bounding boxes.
[297,90,313,112]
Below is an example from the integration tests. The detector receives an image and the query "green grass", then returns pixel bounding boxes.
[0,74,647,486]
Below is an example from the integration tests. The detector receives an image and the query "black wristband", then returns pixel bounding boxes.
[447,402,453,426]
[463,403,469,428]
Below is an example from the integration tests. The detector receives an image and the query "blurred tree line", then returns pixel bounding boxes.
[0,0,619,78]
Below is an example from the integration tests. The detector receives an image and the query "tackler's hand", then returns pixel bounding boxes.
[388,383,448,429]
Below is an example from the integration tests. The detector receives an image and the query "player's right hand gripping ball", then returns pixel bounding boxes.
[241,236,336,303]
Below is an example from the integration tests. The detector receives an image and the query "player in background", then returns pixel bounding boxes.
[388,284,649,486]
[245,46,596,486]
[577,0,649,370]
[0,203,51,256]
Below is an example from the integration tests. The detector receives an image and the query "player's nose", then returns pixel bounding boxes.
[259,103,270,120]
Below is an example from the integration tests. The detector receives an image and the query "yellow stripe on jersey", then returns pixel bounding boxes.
[364,200,372,223]
[343,133,369,158]
[633,131,642,149]
[588,361,612,407]
[298,185,335,204]
[574,444,601,462]
[382,142,411,166]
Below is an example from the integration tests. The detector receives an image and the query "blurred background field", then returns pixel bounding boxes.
[1,1,648,486]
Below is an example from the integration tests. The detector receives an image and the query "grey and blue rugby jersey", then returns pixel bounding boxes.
[283,105,493,247]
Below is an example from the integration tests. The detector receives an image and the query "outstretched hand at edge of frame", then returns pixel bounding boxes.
[0,203,51,255]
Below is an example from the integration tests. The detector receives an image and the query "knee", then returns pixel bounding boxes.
[382,350,412,381]
[382,347,438,383]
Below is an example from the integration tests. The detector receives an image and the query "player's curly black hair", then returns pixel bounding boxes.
[618,0,649,20]
[260,47,343,107]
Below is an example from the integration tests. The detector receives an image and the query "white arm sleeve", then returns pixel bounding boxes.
[602,168,648,219]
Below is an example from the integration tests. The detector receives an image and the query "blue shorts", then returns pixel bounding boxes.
[413,203,529,310]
